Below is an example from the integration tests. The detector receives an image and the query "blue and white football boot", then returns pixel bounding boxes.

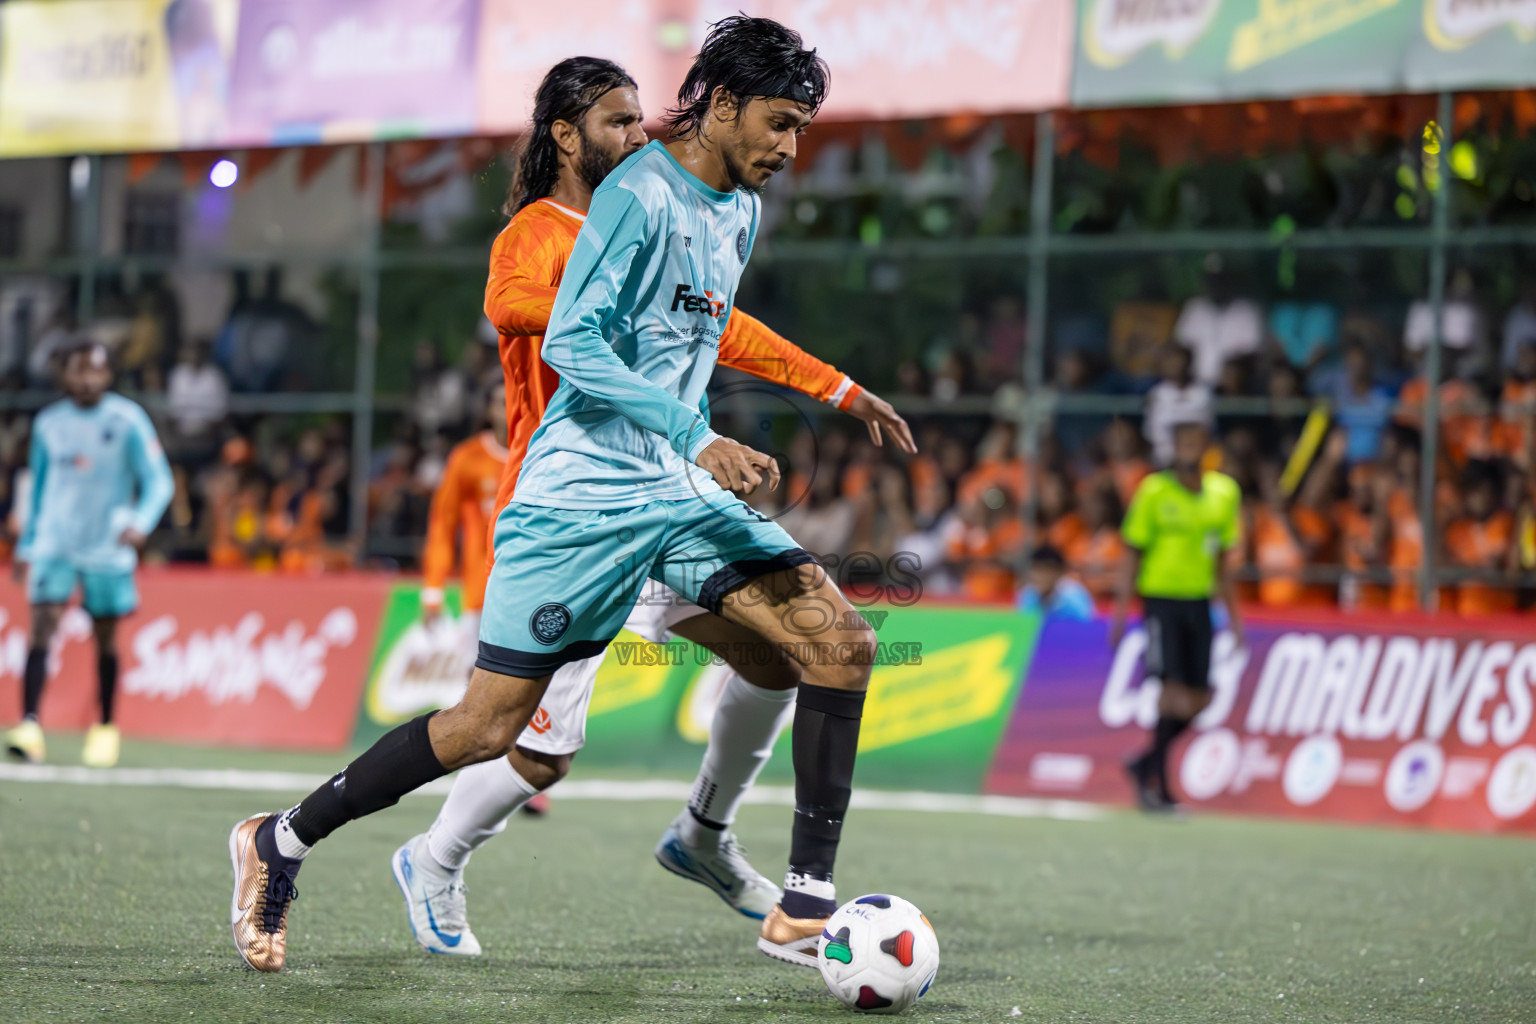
[391,834,482,956]
[654,811,781,920]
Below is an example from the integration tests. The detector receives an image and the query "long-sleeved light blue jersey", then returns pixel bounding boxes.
[514,141,759,509]
[19,393,174,574]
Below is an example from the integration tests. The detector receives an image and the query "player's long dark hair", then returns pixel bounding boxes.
[662,15,829,139]
[505,57,637,216]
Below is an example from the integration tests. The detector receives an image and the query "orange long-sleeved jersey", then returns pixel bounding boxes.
[484,197,864,539]
[421,432,508,612]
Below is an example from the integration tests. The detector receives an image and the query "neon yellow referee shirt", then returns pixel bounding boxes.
[1121,470,1242,600]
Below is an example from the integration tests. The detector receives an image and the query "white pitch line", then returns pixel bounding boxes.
[0,763,1102,823]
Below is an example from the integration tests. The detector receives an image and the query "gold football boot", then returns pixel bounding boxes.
[757,903,829,968]
[228,813,301,972]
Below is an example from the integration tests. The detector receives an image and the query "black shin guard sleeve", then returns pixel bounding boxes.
[97,652,119,725]
[22,649,46,718]
[789,683,866,880]
[290,713,446,847]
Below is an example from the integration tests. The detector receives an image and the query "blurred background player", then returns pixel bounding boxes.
[417,381,550,817]
[1111,416,1244,812]
[3,341,173,767]
[391,55,906,956]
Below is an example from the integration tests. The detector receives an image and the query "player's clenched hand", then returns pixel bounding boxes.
[847,390,917,454]
[118,527,147,551]
[697,438,780,496]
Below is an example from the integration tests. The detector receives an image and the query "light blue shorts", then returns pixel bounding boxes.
[27,559,138,618]
[476,496,816,677]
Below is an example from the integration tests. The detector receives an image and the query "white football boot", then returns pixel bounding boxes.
[390,834,482,956]
[654,811,782,920]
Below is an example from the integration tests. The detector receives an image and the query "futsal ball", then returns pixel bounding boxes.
[817,894,940,1014]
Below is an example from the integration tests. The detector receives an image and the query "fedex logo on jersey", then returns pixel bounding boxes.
[671,284,728,318]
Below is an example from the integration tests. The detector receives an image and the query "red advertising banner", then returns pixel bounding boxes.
[987,610,1536,834]
[0,571,389,750]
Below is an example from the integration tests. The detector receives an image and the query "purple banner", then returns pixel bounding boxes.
[227,0,479,145]
[986,610,1536,834]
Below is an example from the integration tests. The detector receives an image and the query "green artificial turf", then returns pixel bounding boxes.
[1,736,1532,1023]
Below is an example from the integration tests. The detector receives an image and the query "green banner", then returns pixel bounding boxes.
[1405,0,1536,91]
[1071,0,1536,108]
[355,586,1040,794]
[579,604,1042,794]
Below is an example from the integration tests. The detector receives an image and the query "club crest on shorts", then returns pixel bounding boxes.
[529,602,573,645]
[735,227,748,264]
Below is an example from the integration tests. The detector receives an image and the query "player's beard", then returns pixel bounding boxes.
[575,130,623,193]
[722,145,767,196]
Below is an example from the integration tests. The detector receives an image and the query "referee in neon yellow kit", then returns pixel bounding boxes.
[1109,415,1246,811]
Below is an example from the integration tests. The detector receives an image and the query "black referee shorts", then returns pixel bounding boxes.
[1142,597,1214,690]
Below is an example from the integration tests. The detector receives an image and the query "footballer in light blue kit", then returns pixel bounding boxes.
[232,18,879,975]
[3,342,173,769]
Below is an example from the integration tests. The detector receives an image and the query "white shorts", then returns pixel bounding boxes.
[514,578,706,756]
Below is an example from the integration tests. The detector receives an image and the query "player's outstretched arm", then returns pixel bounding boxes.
[541,187,722,465]
[719,310,916,453]
[124,407,174,548]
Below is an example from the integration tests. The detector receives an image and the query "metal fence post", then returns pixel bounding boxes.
[349,142,385,548]
[1418,91,1452,610]
[1020,110,1055,570]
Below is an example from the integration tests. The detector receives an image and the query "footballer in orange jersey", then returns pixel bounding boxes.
[419,383,509,631]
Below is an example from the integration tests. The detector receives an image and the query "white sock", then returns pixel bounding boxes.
[426,755,541,871]
[274,807,312,861]
[682,674,796,845]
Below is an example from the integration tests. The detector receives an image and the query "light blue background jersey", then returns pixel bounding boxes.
[514,141,759,509]
[19,393,174,574]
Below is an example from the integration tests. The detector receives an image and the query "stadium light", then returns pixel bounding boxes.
[210,159,239,189]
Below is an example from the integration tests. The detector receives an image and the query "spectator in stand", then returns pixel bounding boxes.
[409,340,471,438]
[165,340,229,467]
[776,467,856,562]
[1331,342,1394,464]
[1036,470,1082,554]
[957,421,1026,507]
[1257,361,1307,461]
[1173,253,1265,385]
[1269,297,1338,382]
[1444,462,1516,615]
[1108,296,1176,384]
[1500,276,1536,370]
[1051,350,1108,458]
[984,294,1027,384]
[1249,461,1334,608]
[1306,430,1390,611]
[885,465,960,598]
[1100,418,1152,507]
[1498,341,1536,469]
[1143,344,1212,466]
[1017,545,1095,622]
[1405,267,1486,376]
[931,348,978,404]
[1395,347,1486,468]
[945,485,1025,603]
[1064,484,1126,600]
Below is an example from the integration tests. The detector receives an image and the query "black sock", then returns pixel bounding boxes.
[22,648,45,720]
[1150,715,1192,791]
[782,682,865,919]
[288,713,446,847]
[97,652,119,725]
